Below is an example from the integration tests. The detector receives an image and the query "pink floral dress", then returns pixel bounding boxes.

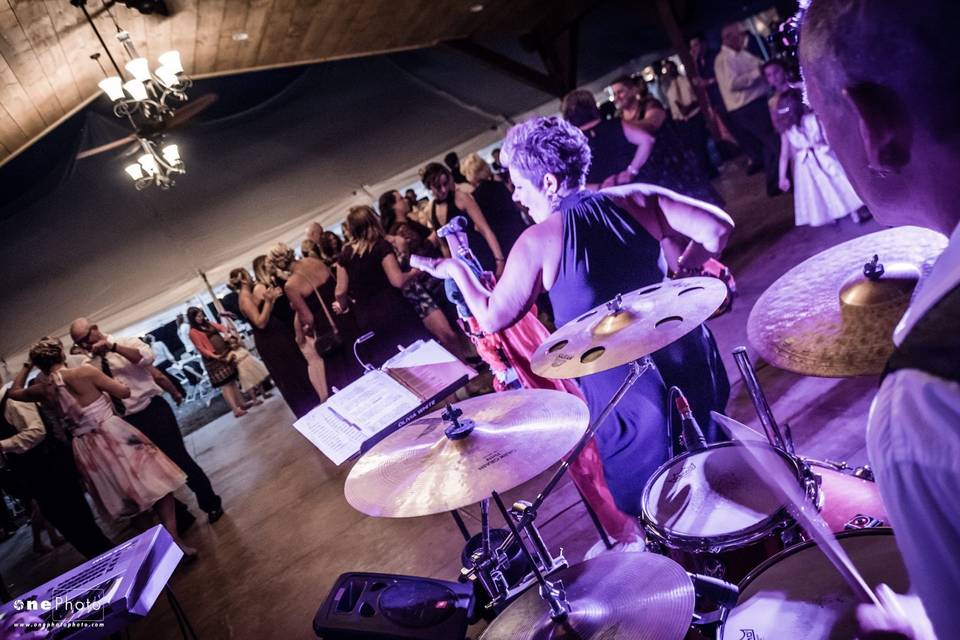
[52,373,186,520]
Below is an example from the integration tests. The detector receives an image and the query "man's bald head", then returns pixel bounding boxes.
[800,0,959,140]
[306,222,323,244]
[799,0,960,230]
[720,22,745,51]
[69,317,92,342]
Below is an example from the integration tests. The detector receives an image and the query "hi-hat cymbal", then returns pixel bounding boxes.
[531,277,729,379]
[344,389,589,517]
[480,552,695,640]
[748,227,946,377]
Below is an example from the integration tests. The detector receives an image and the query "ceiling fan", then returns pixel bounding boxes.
[76,92,218,160]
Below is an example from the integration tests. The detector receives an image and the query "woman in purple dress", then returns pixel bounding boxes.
[413,116,732,515]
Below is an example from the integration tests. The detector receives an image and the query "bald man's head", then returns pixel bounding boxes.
[799,0,960,229]
[69,317,92,342]
[306,222,323,244]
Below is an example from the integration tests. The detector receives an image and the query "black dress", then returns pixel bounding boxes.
[431,192,496,272]
[586,110,724,206]
[339,240,429,368]
[248,293,320,418]
[547,190,730,515]
[471,179,528,256]
[302,272,365,389]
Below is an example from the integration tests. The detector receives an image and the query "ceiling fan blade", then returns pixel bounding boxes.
[165,93,218,129]
[76,134,138,159]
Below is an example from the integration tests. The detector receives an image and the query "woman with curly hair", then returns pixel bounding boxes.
[9,338,195,556]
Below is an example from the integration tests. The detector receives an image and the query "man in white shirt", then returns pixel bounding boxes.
[800,1,960,637]
[0,383,113,558]
[70,318,223,525]
[714,21,781,195]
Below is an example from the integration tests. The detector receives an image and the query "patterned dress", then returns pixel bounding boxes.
[53,372,186,520]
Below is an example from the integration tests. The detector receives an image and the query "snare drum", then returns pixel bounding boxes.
[641,442,807,584]
[720,528,908,639]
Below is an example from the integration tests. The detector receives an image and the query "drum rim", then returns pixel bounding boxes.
[732,526,894,591]
[640,441,803,550]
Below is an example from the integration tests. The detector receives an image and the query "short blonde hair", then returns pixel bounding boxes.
[460,153,493,185]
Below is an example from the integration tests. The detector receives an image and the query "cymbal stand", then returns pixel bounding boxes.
[732,346,794,453]
[461,357,655,611]
[492,491,570,621]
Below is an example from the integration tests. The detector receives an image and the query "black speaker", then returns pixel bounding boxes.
[314,572,474,640]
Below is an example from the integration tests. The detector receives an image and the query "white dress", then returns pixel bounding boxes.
[233,347,270,391]
[787,113,863,227]
[53,373,186,520]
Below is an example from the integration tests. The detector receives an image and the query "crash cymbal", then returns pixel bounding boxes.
[344,389,589,517]
[748,227,946,377]
[531,277,729,379]
[480,552,695,640]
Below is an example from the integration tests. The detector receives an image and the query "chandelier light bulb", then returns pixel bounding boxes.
[125,163,145,180]
[161,144,180,164]
[157,50,183,74]
[98,76,125,101]
[154,65,179,88]
[138,153,159,175]
[125,57,152,82]
[123,79,148,101]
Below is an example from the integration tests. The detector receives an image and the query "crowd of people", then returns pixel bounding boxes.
[6,8,952,637]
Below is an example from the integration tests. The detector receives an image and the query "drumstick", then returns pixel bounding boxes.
[711,412,882,607]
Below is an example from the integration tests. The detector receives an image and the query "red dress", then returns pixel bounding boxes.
[464,274,638,542]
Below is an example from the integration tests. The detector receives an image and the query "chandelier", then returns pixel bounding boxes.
[73,0,190,189]
[124,136,184,190]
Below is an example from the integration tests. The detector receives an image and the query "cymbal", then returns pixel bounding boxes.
[748,227,946,377]
[480,552,695,640]
[344,389,589,517]
[531,277,729,379]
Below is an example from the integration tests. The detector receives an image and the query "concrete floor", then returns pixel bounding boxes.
[2,163,887,639]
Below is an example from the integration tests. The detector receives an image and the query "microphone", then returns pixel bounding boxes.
[688,573,739,609]
[674,389,707,452]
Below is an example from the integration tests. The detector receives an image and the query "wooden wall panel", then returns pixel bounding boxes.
[167,0,198,75]
[213,1,249,72]
[193,0,225,73]
[0,0,601,164]
[235,0,273,69]
[0,3,61,125]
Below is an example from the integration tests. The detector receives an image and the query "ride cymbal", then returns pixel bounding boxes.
[747,227,946,377]
[480,552,695,640]
[344,389,589,517]
[531,277,728,379]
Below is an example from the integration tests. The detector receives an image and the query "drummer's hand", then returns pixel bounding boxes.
[856,584,937,640]
[410,255,454,279]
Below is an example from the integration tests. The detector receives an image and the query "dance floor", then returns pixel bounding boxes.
[2,162,883,639]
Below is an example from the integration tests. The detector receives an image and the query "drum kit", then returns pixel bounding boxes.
[342,228,946,639]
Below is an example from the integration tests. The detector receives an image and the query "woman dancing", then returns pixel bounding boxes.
[413,116,732,515]
[10,338,195,556]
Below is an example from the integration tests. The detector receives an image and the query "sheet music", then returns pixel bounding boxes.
[383,339,476,400]
[324,369,422,437]
[293,406,366,466]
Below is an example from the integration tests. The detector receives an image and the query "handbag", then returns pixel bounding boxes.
[302,271,343,357]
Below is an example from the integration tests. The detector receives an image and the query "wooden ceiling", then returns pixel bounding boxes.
[0,0,598,165]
